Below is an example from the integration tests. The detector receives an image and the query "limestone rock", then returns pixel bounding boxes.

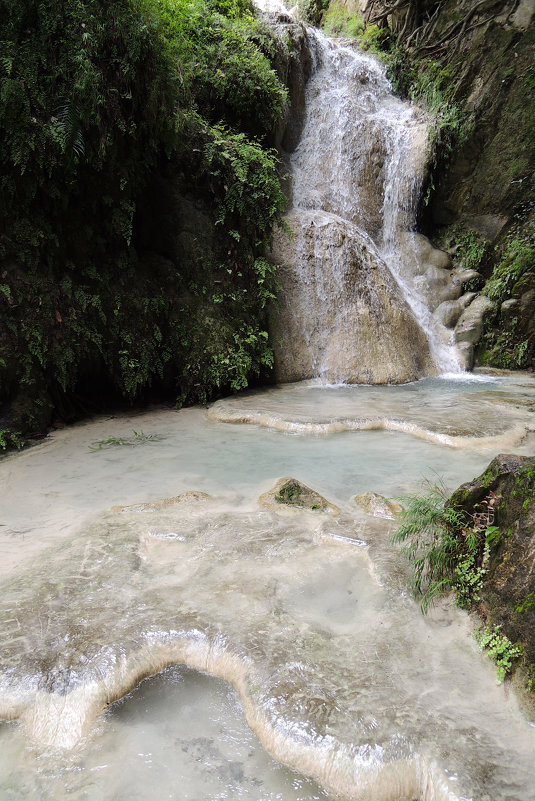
[270,210,435,384]
[259,477,339,515]
[112,491,211,513]
[455,269,482,287]
[404,232,452,270]
[501,298,520,324]
[266,16,312,154]
[434,290,481,330]
[398,232,460,313]
[354,491,402,520]
[454,294,494,369]
[434,299,463,329]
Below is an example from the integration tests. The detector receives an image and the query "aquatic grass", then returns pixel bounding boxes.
[89,430,163,451]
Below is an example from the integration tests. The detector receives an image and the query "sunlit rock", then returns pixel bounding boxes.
[270,211,434,384]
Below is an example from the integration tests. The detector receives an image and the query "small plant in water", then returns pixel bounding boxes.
[89,430,162,451]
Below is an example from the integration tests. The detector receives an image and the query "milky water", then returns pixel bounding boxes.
[1,375,535,801]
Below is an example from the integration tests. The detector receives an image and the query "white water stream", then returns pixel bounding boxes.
[267,3,462,382]
[1,375,535,801]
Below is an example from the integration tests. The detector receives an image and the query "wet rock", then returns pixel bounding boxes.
[263,14,312,154]
[454,294,494,369]
[398,232,460,313]
[449,454,535,705]
[270,211,435,384]
[405,232,452,271]
[259,478,339,515]
[435,291,480,330]
[353,491,402,520]
[455,269,483,287]
[433,299,464,329]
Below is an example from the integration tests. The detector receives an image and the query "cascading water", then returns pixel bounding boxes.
[265,7,462,382]
[2,7,535,801]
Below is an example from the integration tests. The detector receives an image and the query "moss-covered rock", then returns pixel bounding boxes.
[259,477,339,514]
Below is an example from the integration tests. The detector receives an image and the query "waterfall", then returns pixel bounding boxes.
[262,5,463,383]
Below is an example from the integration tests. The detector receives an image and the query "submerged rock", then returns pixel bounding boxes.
[258,477,339,515]
[112,491,211,513]
[449,454,535,705]
[354,491,402,520]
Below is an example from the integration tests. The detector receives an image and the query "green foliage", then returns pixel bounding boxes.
[478,224,535,370]
[475,625,523,684]
[514,592,535,615]
[0,429,24,452]
[392,481,468,612]
[446,225,488,273]
[484,225,535,304]
[322,4,365,37]
[0,0,287,434]
[392,481,499,613]
[299,0,330,27]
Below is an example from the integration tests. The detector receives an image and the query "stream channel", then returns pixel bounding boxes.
[1,374,535,801]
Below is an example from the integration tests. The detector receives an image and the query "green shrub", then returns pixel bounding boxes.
[0,0,287,433]
[392,481,499,613]
[322,4,365,37]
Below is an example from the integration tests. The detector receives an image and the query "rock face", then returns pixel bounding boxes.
[449,454,535,699]
[328,0,535,370]
[270,210,434,383]
[266,12,314,154]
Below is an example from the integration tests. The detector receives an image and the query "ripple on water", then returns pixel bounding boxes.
[1,377,535,801]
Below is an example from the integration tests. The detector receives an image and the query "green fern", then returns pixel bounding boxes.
[476,626,523,683]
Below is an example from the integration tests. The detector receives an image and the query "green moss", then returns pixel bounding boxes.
[484,226,535,303]
[298,0,329,26]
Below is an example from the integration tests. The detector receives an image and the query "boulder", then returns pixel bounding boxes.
[433,299,464,329]
[454,294,494,368]
[270,210,435,384]
[354,491,402,519]
[259,477,339,515]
